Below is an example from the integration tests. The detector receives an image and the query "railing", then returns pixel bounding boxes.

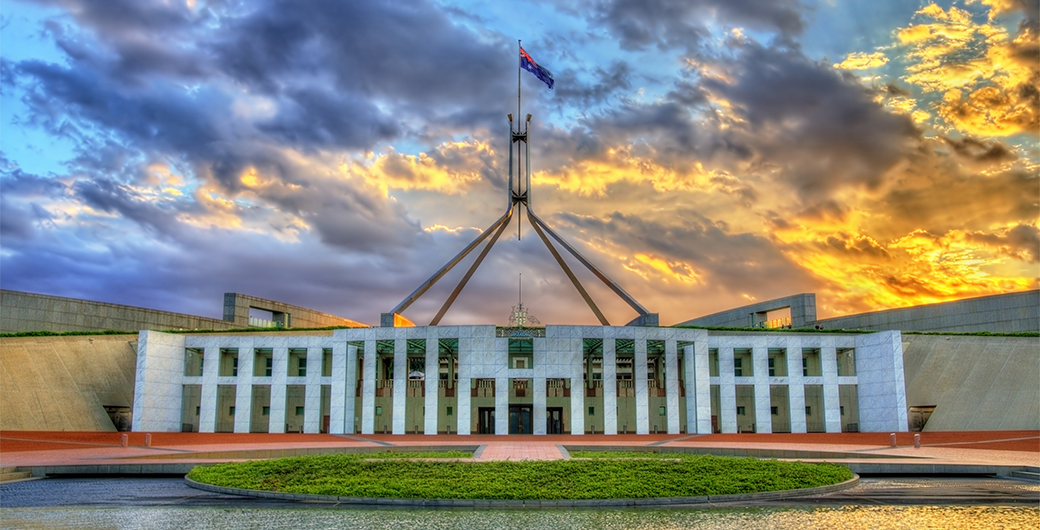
[547,379,568,397]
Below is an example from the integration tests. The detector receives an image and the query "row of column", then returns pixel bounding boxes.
[192,341,847,435]
[195,343,348,434]
[714,345,844,434]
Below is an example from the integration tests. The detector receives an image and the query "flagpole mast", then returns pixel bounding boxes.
[517,40,523,240]
[517,40,522,137]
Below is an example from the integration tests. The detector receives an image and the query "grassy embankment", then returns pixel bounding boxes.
[187,451,853,500]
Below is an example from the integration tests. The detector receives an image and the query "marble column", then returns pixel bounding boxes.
[495,376,509,435]
[424,333,439,434]
[330,343,348,434]
[392,338,407,435]
[269,346,288,434]
[570,375,584,435]
[361,339,376,434]
[603,338,617,435]
[634,339,650,435]
[533,376,547,435]
[786,338,807,433]
[719,347,737,433]
[233,344,253,433]
[304,346,322,433]
[821,341,842,433]
[665,339,680,434]
[752,341,771,434]
[457,377,471,435]
[199,346,219,433]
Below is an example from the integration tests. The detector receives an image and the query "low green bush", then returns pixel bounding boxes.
[187,453,853,500]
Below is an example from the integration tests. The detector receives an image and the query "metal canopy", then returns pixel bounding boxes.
[381,113,658,327]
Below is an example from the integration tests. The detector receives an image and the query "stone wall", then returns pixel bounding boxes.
[677,294,817,328]
[1,290,241,333]
[222,293,368,329]
[0,334,138,431]
[816,290,1038,332]
[902,334,1039,431]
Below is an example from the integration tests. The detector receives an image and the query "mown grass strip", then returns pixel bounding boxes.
[187,453,853,500]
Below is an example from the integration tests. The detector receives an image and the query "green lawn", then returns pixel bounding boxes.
[187,452,853,500]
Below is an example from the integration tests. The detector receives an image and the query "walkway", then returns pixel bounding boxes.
[1,430,1036,470]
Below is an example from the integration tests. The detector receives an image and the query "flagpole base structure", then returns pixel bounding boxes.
[383,60,651,326]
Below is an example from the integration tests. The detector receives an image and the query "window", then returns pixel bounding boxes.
[802,357,809,377]
[446,406,453,416]
[298,357,307,377]
[734,358,743,377]
[219,349,238,377]
[588,406,595,416]
[805,406,812,415]
[195,406,200,416]
[771,406,778,415]
[768,358,775,377]
[265,358,273,377]
[262,406,270,415]
[184,348,204,377]
[840,406,845,416]
[737,406,746,415]
[229,406,235,415]
[295,406,304,416]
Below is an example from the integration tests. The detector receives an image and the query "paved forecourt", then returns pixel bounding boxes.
[1,431,1037,478]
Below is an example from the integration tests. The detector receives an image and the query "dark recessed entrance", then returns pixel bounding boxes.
[477,407,495,434]
[509,405,532,434]
[546,407,564,434]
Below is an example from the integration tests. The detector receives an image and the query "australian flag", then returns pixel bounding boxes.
[520,46,554,90]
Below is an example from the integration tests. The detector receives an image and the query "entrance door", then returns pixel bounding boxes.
[477,407,495,434]
[509,405,532,434]
[546,407,564,434]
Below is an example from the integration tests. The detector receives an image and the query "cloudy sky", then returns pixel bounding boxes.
[1,0,1037,327]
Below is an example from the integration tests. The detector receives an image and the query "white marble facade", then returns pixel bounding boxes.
[132,326,908,434]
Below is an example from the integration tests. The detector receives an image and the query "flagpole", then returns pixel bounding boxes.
[517,39,523,240]
[517,40,522,141]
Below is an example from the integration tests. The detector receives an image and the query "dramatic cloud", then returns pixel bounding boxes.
[1,0,1036,326]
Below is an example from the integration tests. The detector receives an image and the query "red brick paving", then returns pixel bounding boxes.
[0,430,1036,467]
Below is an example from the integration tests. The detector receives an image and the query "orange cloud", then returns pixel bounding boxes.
[833,51,889,70]
[346,140,494,195]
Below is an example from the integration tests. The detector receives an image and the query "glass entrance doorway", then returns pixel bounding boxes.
[477,407,495,434]
[509,405,532,434]
[546,407,564,434]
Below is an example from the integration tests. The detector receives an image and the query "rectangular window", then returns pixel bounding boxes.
[262,406,270,415]
[195,406,200,416]
[446,406,453,416]
[295,406,305,416]
[232,357,238,377]
[840,406,845,416]
[588,406,595,416]
[803,357,809,377]
[229,406,235,416]
[298,357,307,377]
[737,406,745,415]
[771,406,779,415]
[734,358,743,377]
[768,358,775,377]
[184,348,204,377]
[265,358,273,377]
[805,406,812,415]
